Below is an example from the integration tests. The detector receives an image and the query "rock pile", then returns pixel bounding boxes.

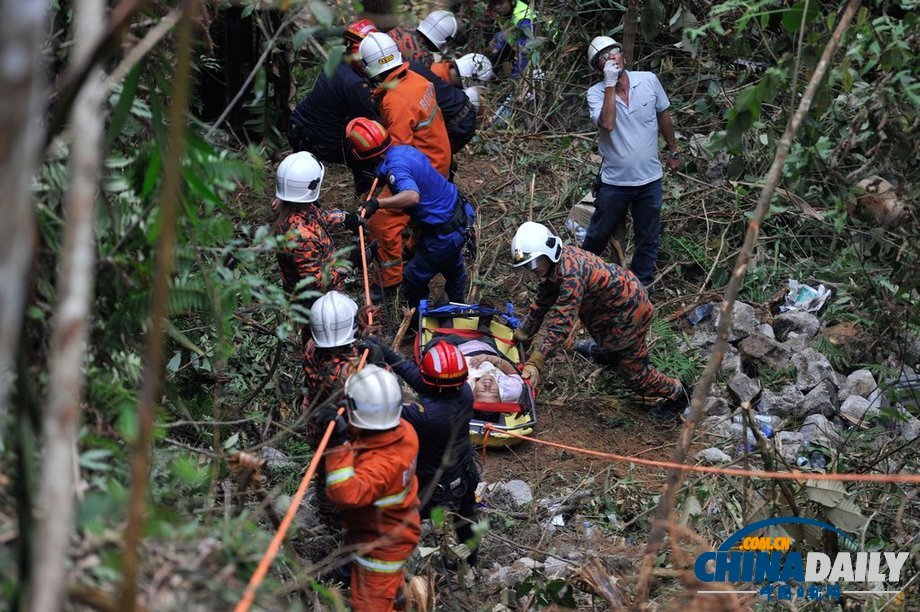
[685,301,920,466]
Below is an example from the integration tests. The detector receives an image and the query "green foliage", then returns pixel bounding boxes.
[516,577,578,607]
[759,365,796,392]
[649,318,704,383]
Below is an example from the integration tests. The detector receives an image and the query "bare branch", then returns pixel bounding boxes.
[634,0,864,606]
[31,0,107,608]
[0,1,47,418]
[45,0,151,148]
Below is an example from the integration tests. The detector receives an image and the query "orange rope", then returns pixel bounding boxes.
[235,407,346,612]
[482,424,920,484]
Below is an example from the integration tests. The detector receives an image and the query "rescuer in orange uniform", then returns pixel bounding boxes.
[357,31,452,300]
[316,365,421,611]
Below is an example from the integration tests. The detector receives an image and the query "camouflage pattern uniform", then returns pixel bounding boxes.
[520,245,681,401]
[302,341,361,410]
[388,26,434,67]
[275,204,348,303]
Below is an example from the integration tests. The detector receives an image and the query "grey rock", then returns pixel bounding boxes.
[738,332,781,361]
[512,556,543,571]
[798,380,839,419]
[845,369,878,398]
[484,566,510,587]
[705,396,731,416]
[831,371,848,391]
[800,414,842,446]
[728,372,762,406]
[492,480,533,507]
[866,387,890,411]
[713,301,759,342]
[261,446,292,469]
[899,416,920,441]
[720,346,742,375]
[690,329,717,349]
[793,348,835,391]
[758,385,805,418]
[773,311,821,340]
[760,324,776,339]
[839,395,879,424]
[700,416,734,438]
[543,556,570,579]
[696,447,732,464]
[774,431,805,463]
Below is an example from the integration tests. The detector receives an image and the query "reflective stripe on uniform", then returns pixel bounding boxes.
[326,466,355,486]
[354,555,406,573]
[414,107,440,131]
[374,485,411,507]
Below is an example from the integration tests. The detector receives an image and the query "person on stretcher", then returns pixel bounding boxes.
[429,335,524,404]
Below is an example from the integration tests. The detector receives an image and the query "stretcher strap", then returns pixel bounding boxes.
[473,401,522,413]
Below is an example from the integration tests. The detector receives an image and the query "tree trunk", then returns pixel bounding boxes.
[0,2,47,418]
[30,0,106,609]
[622,0,638,64]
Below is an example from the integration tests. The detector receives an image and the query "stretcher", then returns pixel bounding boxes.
[416,300,537,447]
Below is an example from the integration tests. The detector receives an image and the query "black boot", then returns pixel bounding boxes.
[574,339,598,359]
[648,384,692,421]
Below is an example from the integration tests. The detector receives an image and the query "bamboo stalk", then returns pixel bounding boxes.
[116,3,196,609]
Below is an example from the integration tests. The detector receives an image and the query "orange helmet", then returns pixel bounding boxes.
[345,117,392,160]
[344,19,377,54]
[420,341,468,389]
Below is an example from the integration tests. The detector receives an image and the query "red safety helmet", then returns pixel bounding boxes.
[420,341,468,388]
[345,117,392,160]
[344,18,377,54]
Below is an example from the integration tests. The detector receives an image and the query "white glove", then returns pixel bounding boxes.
[603,60,621,88]
[463,86,484,110]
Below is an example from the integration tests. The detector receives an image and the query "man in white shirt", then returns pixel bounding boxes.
[583,36,680,290]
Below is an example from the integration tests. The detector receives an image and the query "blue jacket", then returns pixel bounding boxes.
[392,359,475,484]
[377,145,459,228]
[289,62,379,154]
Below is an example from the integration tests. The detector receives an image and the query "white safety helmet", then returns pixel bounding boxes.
[455,53,494,87]
[310,291,358,348]
[275,152,324,203]
[463,86,484,110]
[359,31,403,78]
[587,35,621,71]
[511,221,562,270]
[344,365,404,430]
[417,10,457,51]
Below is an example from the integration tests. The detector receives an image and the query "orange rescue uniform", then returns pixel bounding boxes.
[370,63,452,288]
[430,61,452,84]
[325,419,421,612]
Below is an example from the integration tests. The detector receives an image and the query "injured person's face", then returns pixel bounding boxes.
[473,374,502,403]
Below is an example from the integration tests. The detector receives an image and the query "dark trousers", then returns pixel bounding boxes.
[420,460,479,565]
[403,233,467,309]
[581,178,663,287]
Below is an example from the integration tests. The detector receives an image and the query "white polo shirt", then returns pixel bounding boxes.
[587,71,670,186]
